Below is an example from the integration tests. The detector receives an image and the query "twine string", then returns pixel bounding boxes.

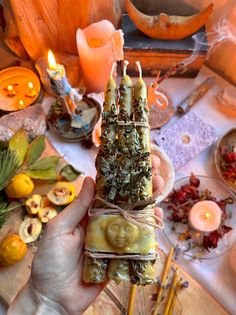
[117,120,150,129]
[89,190,164,231]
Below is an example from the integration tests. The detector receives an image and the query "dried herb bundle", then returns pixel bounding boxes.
[83,62,157,285]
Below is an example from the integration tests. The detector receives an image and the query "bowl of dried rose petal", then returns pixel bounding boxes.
[161,174,236,259]
[215,128,236,195]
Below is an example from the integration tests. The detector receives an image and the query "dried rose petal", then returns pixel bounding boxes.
[218,225,232,237]
[190,173,200,188]
[203,231,219,251]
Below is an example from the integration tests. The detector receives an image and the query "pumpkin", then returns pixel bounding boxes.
[0,234,28,267]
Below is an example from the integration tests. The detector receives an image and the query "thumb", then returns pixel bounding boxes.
[48,176,95,233]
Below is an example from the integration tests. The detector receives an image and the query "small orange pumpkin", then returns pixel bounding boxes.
[0,234,28,267]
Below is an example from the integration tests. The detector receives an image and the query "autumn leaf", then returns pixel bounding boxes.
[25,136,46,166]
[60,164,82,182]
[9,129,29,166]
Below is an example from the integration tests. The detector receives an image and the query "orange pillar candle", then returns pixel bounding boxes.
[76,20,124,93]
[188,200,222,232]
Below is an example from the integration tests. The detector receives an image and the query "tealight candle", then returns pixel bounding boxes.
[188,200,222,232]
[25,82,37,98]
[7,85,16,97]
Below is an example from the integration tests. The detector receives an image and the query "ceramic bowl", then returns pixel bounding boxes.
[214,128,236,195]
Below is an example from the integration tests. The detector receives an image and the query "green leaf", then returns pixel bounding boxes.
[0,148,19,190]
[60,164,82,182]
[26,136,46,166]
[27,156,61,171]
[0,191,9,227]
[25,168,57,180]
[9,129,29,166]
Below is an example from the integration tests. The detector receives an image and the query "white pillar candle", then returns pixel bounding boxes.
[188,200,222,232]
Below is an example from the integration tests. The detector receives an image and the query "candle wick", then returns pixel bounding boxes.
[123,60,129,76]
[136,61,142,79]
[110,62,117,79]
[204,212,211,219]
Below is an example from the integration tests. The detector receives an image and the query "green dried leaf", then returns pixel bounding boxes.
[25,168,57,180]
[0,148,19,190]
[0,191,9,228]
[26,136,46,166]
[27,156,61,171]
[9,129,29,166]
[60,164,82,182]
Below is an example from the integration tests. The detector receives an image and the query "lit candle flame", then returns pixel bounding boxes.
[7,85,15,97]
[48,50,58,70]
[204,212,211,219]
[18,100,24,108]
[28,82,34,89]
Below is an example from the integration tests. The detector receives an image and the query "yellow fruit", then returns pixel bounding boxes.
[19,217,42,243]
[25,194,42,214]
[38,207,58,223]
[0,234,28,267]
[47,182,76,205]
[5,174,34,199]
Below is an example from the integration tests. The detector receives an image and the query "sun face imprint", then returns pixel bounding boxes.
[106,217,140,249]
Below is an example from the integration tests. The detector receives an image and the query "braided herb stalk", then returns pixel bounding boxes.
[107,61,135,283]
[130,61,155,285]
[83,61,157,286]
[83,63,118,283]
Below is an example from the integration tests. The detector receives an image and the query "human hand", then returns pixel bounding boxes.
[29,157,164,315]
[8,156,164,315]
[29,177,102,315]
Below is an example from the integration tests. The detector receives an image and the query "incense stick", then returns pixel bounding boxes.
[163,268,179,315]
[152,246,175,315]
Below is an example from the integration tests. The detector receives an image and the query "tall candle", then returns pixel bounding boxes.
[47,50,82,114]
[188,200,222,232]
[76,20,124,93]
[47,50,72,97]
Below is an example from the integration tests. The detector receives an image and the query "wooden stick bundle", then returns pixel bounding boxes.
[83,61,158,285]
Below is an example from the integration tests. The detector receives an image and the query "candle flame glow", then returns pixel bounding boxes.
[48,50,57,70]
[204,212,211,219]
[7,85,13,91]
[18,100,24,108]
[28,82,34,89]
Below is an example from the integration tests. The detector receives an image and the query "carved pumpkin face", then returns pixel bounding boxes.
[106,217,140,249]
